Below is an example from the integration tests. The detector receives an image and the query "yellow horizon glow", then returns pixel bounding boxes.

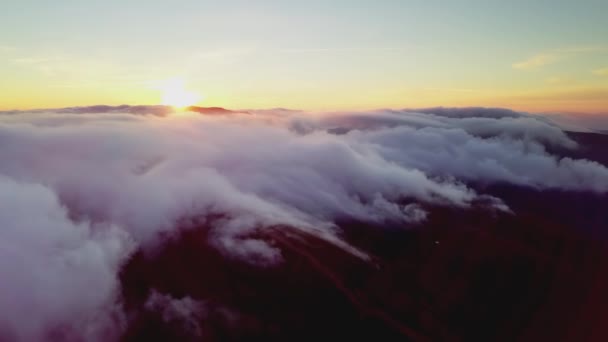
[0,70,607,115]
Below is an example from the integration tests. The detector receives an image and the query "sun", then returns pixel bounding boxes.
[158,78,202,108]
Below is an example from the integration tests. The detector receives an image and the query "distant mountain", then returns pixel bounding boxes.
[0,105,248,116]
[186,106,247,115]
[563,131,608,166]
[59,105,173,116]
[121,187,608,342]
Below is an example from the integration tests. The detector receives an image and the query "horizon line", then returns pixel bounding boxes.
[1,104,607,116]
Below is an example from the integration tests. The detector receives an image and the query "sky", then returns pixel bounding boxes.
[1,0,607,113]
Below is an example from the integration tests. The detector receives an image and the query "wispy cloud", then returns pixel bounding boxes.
[513,46,608,70]
[187,47,254,65]
[593,67,608,76]
[277,46,411,54]
[421,87,485,93]
[11,55,68,76]
[545,76,576,85]
[513,53,559,70]
[12,57,55,64]
[0,45,15,52]
[10,52,164,86]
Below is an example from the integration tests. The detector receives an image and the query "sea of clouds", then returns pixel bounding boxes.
[0,106,607,340]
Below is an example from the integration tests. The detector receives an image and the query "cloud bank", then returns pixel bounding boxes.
[0,106,607,340]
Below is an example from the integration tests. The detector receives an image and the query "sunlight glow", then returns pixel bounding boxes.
[158,78,202,108]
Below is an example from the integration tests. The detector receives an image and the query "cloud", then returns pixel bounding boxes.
[593,67,608,76]
[0,45,16,52]
[411,107,525,119]
[0,175,132,341]
[545,76,577,85]
[513,46,608,70]
[144,291,207,338]
[0,106,607,339]
[513,53,560,70]
[144,290,240,339]
[13,57,56,65]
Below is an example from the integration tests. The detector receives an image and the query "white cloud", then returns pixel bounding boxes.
[0,106,607,340]
[0,175,132,341]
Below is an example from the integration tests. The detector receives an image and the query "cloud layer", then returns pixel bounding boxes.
[0,106,607,340]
